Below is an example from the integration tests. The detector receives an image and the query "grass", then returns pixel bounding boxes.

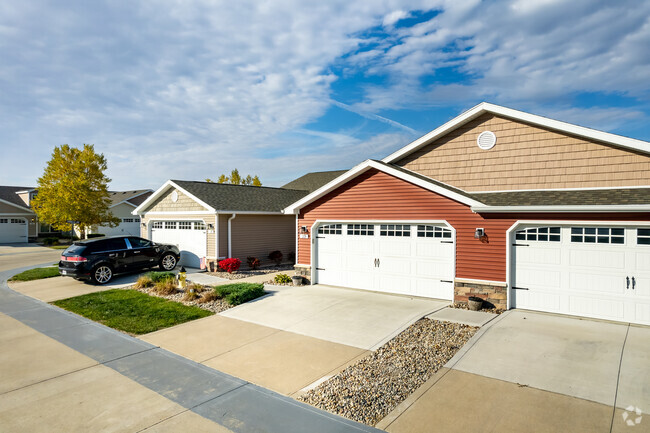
[48,245,69,250]
[52,289,213,334]
[9,266,60,282]
[215,282,266,306]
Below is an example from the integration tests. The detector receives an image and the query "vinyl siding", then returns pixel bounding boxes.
[218,214,229,258]
[298,169,650,282]
[396,113,650,191]
[0,202,30,213]
[230,215,295,265]
[142,188,210,212]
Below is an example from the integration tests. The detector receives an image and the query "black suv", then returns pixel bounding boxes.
[59,236,180,284]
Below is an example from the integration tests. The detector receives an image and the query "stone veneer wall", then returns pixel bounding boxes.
[454,281,507,310]
[294,264,311,284]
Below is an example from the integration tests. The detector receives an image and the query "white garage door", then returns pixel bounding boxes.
[98,218,141,237]
[0,218,27,243]
[150,220,207,268]
[512,225,650,325]
[315,223,454,300]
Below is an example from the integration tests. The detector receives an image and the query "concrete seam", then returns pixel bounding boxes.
[198,328,283,363]
[0,362,101,396]
[609,323,630,433]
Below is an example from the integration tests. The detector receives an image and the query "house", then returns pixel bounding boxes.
[283,102,650,326]
[0,186,38,243]
[133,172,344,268]
[79,190,152,237]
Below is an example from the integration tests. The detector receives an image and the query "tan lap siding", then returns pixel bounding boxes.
[397,113,650,191]
[218,214,229,258]
[230,215,295,264]
[141,188,210,212]
[140,214,216,258]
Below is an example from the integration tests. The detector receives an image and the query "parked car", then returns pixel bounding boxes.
[59,236,180,284]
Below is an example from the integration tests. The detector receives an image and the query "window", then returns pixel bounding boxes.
[164,221,177,229]
[194,221,206,230]
[99,238,127,251]
[380,224,410,237]
[0,219,7,223]
[515,227,561,242]
[128,237,151,248]
[122,218,134,223]
[417,225,452,238]
[638,228,650,245]
[11,218,25,224]
[178,221,192,230]
[347,224,374,236]
[134,218,141,223]
[571,227,624,244]
[318,224,342,235]
[152,221,163,229]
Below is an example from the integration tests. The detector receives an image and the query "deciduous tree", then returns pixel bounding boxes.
[31,144,120,238]
[214,169,262,186]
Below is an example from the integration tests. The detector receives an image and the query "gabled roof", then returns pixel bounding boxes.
[134,180,309,214]
[0,186,33,212]
[109,190,153,207]
[382,102,650,164]
[282,170,349,193]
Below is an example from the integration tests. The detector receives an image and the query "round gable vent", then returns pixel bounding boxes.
[477,131,497,150]
[171,190,179,203]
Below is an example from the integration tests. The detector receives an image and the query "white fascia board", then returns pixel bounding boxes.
[132,180,215,215]
[283,159,483,214]
[215,210,285,215]
[112,200,137,209]
[383,102,650,163]
[113,190,153,208]
[0,198,33,213]
[472,204,650,213]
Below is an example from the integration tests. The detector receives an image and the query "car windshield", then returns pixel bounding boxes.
[65,245,86,255]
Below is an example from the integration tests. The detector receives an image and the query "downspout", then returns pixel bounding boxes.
[227,213,237,258]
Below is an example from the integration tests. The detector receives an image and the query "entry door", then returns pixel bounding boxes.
[315,222,454,300]
[512,225,650,325]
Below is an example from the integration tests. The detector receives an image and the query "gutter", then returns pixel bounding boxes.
[471,204,650,213]
[227,214,237,258]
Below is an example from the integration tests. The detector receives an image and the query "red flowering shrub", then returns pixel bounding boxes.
[247,256,260,270]
[218,258,241,273]
[268,250,283,264]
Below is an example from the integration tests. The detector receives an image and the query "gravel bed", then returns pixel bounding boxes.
[451,302,503,315]
[298,319,477,426]
[207,264,294,280]
[131,285,233,314]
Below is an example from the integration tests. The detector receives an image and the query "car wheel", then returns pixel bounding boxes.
[159,254,177,271]
[91,264,113,285]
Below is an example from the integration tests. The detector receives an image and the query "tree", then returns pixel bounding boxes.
[205,178,214,183]
[252,175,262,187]
[31,144,120,239]
[243,175,253,186]
[217,174,228,184]
[229,169,242,185]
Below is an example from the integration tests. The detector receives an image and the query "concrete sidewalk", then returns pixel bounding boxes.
[187,269,291,287]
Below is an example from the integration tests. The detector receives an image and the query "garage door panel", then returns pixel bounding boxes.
[569,296,624,321]
[569,249,626,270]
[636,251,650,270]
[517,267,561,289]
[415,242,453,260]
[569,272,624,295]
[516,247,562,266]
[414,260,451,278]
[377,275,411,295]
[515,290,560,312]
[345,238,374,254]
[379,239,411,256]
[634,303,650,324]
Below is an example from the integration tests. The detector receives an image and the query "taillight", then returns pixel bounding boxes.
[61,255,87,262]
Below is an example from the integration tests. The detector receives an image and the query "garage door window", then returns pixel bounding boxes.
[380,224,410,237]
[0,219,7,224]
[194,222,206,230]
[347,224,374,236]
[318,224,342,235]
[417,225,451,238]
[515,227,560,242]
[123,218,134,223]
[571,227,624,244]
[152,221,163,229]
[638,228,650,245]
[164,221,176,229]
[11,219,25,224]
[179,221,192,230]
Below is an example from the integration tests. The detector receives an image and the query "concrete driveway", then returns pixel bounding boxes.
[380,310,650,433]
[220,284,449,350]
[0,243,61,272]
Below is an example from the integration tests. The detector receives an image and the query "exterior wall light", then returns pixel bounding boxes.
[474,228,485,239]
[300,226,308,234]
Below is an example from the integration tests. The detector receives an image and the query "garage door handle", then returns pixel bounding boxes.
[440,280,453,283]
[441,241,453,244]
[632,277,636,290]
[512,243,529,247]
[627,276,630,289]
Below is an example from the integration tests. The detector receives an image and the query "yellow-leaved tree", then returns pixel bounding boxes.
[31,144,120,238]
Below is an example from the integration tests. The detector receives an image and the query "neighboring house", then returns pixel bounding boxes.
[133,173,343,268]
[80,190,152,238]
[283,102,650,326]
[0,186,38,243]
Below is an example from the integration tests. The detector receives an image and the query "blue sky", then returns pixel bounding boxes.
[1,0,649,190]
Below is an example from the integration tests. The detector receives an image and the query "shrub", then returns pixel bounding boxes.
[287,252,295,262]
[197,291,220,304]
[87,233,105,239]
[134,275,154,289]
[274,273,291,284]
[146,271,175,283]
[216,283,266,306]
[154,279,177,296]
[268,250,283,264]
[42,237,59,246]
[182,290,200,301]
[218,258,241,273]
[247,256,261,270]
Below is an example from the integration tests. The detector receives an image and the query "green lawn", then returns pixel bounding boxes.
[48,245,69,249]
[9,266,60,282]
[215,282,266,305]
[52,289,213,334]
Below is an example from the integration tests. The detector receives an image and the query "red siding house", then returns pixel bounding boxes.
[283,103,650,326]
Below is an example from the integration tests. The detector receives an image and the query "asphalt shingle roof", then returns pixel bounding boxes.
[171,180,309,212]
[281,170,348,193]
[472,188,650,207]
[109,190,152,207]
[0,186,33,210]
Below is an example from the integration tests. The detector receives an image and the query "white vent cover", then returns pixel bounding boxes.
[477,131,497,150]
[171,190,179,202]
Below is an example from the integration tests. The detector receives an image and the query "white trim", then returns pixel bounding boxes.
[0,198,33,213]
[471,204,650,213]
[113,201,137,208]
[472,185,650,194]
[214,213,219,259]
[215,210,285,215]
[505,219,650,310]
[227,213,236,258]
[284,159,483,214]
[295,214,299,266]
[111,190,153,209]
[133,180,216,215]
[137,211,215,216]
[308,219,456,292]
[383,102,650,164]
[454,277,507,287]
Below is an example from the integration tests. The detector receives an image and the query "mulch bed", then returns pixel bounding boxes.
[132,284,233,314]
[207,264,294,280]
[451,302,503,315]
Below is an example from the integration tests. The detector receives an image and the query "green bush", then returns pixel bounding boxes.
[42,237,59,246]
[146,271,175,283]
[274,273,291,284]
[215,283,266,306]
[87,233,106,238]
